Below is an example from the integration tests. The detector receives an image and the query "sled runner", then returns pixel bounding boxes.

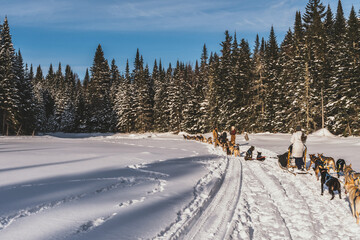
[278,145,311,176]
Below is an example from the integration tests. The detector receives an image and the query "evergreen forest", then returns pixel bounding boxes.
[0,0,359,136]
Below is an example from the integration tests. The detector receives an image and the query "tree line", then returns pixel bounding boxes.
[0,0,359,136]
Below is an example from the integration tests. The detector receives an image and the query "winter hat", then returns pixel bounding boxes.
[296,126,302,131]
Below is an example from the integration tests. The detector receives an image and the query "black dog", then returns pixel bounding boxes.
[245,146,255,160]
[336,159,346,178]
[256,152,265,161]
[320,168,341,200]
[278,152,288,169]
[226,146,232,155]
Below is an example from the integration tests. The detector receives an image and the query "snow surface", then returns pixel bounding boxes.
[311,128,335,137]
[0,132,359,239]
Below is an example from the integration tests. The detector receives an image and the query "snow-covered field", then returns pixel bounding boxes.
[0,131,359,240]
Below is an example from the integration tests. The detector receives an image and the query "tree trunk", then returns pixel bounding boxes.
[321,88,324,129]
[2,112,6,135]
[347,122,352,136]
[17,125,22,136]
[305,62,310,132]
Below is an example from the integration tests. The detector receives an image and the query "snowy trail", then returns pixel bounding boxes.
[182,156,242,240]
[163,141,360,240]
[0,133,360,239]
[229,147,360,240]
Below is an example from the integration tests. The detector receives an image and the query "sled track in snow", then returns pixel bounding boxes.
[167,143,360,240]
[232,147,360,239]
[179,156,243,240]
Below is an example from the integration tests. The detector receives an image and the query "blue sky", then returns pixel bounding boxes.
[1,0,358,79]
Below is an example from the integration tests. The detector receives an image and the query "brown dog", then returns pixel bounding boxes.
[344,182,360,224]
[343,164,360,185]
[345,170,360,187]
[233,144,240,157]
[309,154,325,181]
[318,153,336,172]
[308,154,321,171]
[228,143,235,155]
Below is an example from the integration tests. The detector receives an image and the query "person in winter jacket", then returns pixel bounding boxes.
[230,126,236,145]
[212,127,218,142]
[291,126,306,170]
[220,131,227,144]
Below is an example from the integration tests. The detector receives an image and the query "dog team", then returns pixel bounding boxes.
[183,126,264,160]
[183,126,360,224]
[308,153,360,224]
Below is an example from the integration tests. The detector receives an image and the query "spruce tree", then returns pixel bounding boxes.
[218,31,233,129]
[198,44,210,132]
[263,26,279,131]
[327,0,351,134]
[109,59,121,131]
[0,17,19,135]
[15,50,36,134]
[82,68,91,131]
[167,62,183,132]
[88,44,112,132]
[251,37,266,132]
[207,53,221,130]
[32,65,49,132]
[278,29,296,132]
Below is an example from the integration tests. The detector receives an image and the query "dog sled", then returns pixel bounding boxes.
[278,145,311,175]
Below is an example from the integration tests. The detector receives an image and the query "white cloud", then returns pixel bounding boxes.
[1,0,359,33]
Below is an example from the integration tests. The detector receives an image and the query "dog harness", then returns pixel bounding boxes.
[315,159,324,168]
[350,172,360,180]
[336,160,345,172]
[324,172,333,185]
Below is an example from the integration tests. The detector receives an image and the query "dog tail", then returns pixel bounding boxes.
[354,193,360,220]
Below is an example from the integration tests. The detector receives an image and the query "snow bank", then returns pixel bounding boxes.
[310,128,335,137]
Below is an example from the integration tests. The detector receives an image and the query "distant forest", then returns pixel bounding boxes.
[0,0,359,136]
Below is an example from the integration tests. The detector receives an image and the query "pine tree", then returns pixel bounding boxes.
[132,50,153,132]
[302,0,327,132]
[218,31,233,129]
[32,65,49,132]
[251,36,266,132]
[58,65,76,132]
[346,6,360,135]
[109,59,121,131]
[207,53,221,130]
[74,78,85,132]
[182,62,200,133]
[263,26,280,131]
[0,17,19,135]
[167,62,183,132]
[198,44,210,132]
[15,50,36,134]
[275,29,295,132]
[88,44,112,132]
[303,0,326,31]
[115,59,134,132]
[82,68,91,131]
[327,0,351,135]
[152,59,163,131]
